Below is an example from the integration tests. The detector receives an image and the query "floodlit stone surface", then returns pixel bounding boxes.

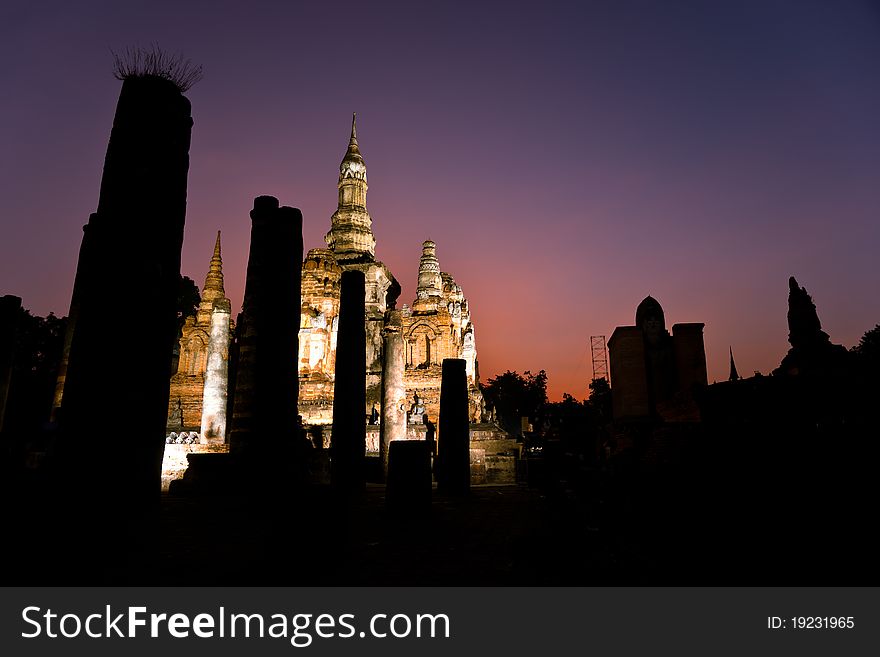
[297,119,483,430]
[380,311,406,475]
[200,298,231,443]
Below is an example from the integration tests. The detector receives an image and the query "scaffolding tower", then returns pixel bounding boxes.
[590,335,608,383]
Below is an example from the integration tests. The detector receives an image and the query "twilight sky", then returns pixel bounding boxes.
[1,0,878,399]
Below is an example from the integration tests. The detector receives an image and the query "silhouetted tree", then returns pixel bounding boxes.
[176,275,200,323]
[5,308,66,431]
[482,369,547,436]
[588,377,612,422]
[540,393,588,436]
[850,324,880,366]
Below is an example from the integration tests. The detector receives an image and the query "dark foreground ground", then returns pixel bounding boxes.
[5,451,878,585]
[154,484,617,586]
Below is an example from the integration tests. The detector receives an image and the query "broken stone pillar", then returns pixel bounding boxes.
[386,439,432,513]
[54,75,193,580]
[672,322,708,393]
[331,269,366,492]
[607,326,650,420]
[437,358,470,495]
[200,298,231,444]
[380,310,406,478]
[229,197,302,460]
[0,295,21,433]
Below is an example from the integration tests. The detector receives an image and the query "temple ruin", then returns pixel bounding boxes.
[608,296,707,422]
[296,115,485,439]
[159,114,513,487]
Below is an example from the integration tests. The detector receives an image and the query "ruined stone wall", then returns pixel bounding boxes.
[297,248,398,424]
[167,311,233,431]
[399,268,481,424]
[402,364,444,423]
[167,318,209,430]
[609,301,708,422]
[298,249,341,423]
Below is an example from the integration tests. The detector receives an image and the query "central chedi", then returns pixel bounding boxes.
[298,115,483,441]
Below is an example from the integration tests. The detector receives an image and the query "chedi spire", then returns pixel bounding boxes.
[202,231,225,299]
[413,240,443,312]
[346,112,361,160]
[197,231,226,324]
[728,347,740,381]
[325,114,376,260]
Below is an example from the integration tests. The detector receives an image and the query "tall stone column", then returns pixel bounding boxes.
[437,358,470,495]
[380,310,406,478]
[200,298,231,444]
[229,197,302,461]
[0,295,21,434]
[54,74,193,580]
[331,270,366,492]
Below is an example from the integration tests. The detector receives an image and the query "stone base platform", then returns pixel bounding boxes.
[162,443,229,492]
[163,422,520,492]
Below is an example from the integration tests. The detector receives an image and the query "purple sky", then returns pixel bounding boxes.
[1,0,878,399]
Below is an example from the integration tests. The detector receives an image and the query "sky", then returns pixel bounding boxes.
[1,0,878,400]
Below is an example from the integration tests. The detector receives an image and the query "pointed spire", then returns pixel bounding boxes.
[212,230,221,262]
[728,346,740,381]
[202,230,225,300]
[327,114,374,259]
[345,111,361,158]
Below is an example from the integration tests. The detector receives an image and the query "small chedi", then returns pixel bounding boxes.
[607,296,707,422]
[166,232,233,438]
[162,233,233,489]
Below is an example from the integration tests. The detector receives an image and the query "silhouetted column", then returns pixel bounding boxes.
[0,295,21,433]
[331,270,366,492]
[386,440,432,513]
[229,197,302,460]
[437,358,470,495]
[200,298,231,444]
[54,75,193,579]
[607,327,650,420]
[672,322,708,392]
[380,310,406,478]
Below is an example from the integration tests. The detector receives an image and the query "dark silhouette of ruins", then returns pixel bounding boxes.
[330,270,367,492]
[437,358,471,495]
[3,50,879,586]
[775,276,848,376]
[0,296,21,433]
[49,70,193,580]
[228,196,302,462]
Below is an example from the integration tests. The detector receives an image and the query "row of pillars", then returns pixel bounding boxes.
[327,268,471,497]
[222,195,473,497]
